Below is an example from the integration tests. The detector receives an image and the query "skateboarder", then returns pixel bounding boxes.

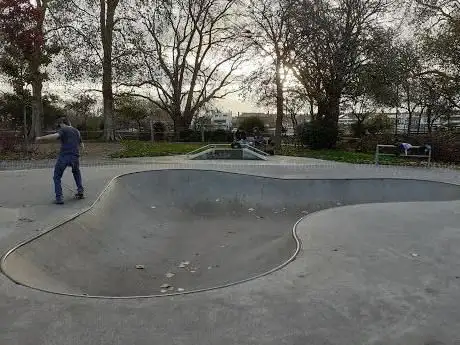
[35,117,85,204]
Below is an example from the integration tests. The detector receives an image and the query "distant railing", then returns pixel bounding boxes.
[186,144,231,155]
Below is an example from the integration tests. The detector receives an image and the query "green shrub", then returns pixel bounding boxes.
[153,122,166,141]
[366,113,394,135]
[350,121,367,138]
[297,119,339,149]
[178,129,201,142]
[239,116,265,133]
[206,129,233,142]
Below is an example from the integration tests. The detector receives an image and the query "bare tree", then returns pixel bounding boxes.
[241,0,293,149]
[122,0,250,136]
[48,0,136,141]
[64,93,97,129]
[286,0,394,147]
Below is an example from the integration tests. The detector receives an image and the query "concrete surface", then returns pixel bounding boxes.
[0,158,460,344]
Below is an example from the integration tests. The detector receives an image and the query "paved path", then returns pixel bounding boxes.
[0,157,459,345]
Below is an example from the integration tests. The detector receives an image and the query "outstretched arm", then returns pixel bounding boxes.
[35,133,60,142]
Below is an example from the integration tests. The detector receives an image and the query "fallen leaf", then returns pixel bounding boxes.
[179,261,190,268]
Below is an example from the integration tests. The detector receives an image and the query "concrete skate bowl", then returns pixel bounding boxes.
[2,169,460,299]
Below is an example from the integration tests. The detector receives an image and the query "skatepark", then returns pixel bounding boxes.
[1,155,460,344]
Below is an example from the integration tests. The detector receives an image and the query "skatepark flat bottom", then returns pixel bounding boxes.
[3,169,460,297]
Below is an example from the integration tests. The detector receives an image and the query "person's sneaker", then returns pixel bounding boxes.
[75,192,85,199]
[54,199,64,205]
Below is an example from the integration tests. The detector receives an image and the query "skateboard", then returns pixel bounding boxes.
[53,194,85,205]
[53,185,85,205]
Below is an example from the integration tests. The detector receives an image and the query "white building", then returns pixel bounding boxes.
[210,111,233,130]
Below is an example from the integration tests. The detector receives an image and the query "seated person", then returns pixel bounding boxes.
[399,142,413,156]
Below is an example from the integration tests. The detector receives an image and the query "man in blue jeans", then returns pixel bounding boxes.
[35,117,85,204]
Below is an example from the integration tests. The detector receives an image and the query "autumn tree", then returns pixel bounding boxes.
[123,0,250,137]
[0,0,61,139]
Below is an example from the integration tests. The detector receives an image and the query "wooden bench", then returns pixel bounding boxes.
[375,144,432,166]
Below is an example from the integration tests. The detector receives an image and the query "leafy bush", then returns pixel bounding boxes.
[178,129,202,142]
[0,131,20,153]
[350,121,367,138]
[297,119,339,149]
[79,130,104,141]
[366,113,394,134]
[206,129,233,142]
[153,121,166,141]
[239,116,265,132]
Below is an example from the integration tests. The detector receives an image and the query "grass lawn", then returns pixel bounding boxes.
[279,146,415,165]
[2,140,446,168]
[111,140,412,165]
[110,141,204,158]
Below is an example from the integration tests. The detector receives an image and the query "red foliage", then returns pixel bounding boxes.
[0,0,44,57]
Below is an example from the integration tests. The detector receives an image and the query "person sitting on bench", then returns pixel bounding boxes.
[399,142,413,156]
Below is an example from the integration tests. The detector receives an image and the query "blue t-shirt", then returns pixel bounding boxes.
[58,126,82,156]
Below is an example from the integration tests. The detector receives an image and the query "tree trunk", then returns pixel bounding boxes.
[406,89,412,135]
[407,110,413,135]
[290,112,298,132]
[309,97,315,119]
[274,57,284,150]
[316,93,340,148]
[102,75,115,141]
[173,115,188,141]
[30,75,43,139]
[22,105,29,153]
[426,106,432,135]
[29,1,46,139]
[101,0,116,141]
[417,108,424,134]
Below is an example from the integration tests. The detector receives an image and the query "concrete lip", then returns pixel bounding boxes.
[2,169,460,299]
